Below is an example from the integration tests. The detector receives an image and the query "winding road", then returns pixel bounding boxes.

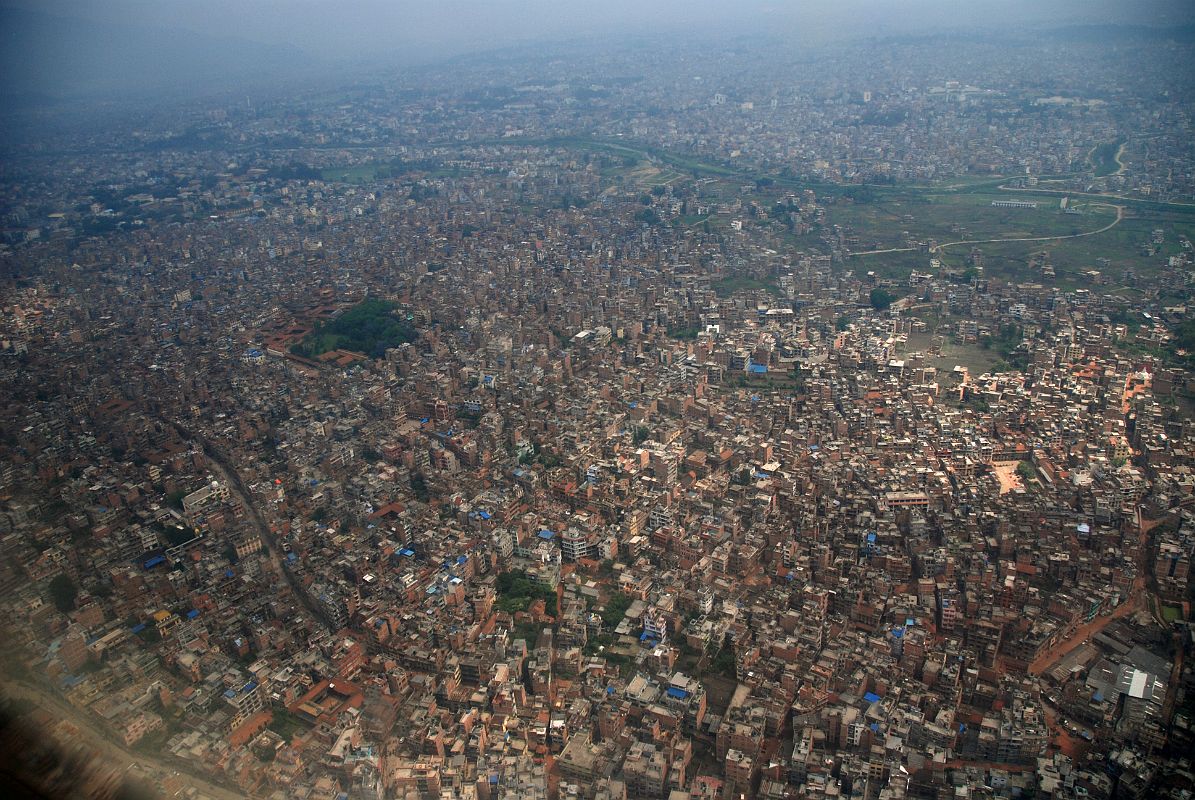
[166,420,332,632]
[849,204,1124,258]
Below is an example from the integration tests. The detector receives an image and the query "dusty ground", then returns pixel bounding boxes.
[992,462,1024,494]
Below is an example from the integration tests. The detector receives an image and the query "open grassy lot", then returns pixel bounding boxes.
[712,276,781,297]
[904,329,1010,375]
[835,190,1119,250]
[931,206,1195,291]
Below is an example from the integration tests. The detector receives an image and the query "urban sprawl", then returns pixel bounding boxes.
[1,31,1194,800]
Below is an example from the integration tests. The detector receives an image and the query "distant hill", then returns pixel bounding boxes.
[0,8,314,105]
[1044,23,1195,43]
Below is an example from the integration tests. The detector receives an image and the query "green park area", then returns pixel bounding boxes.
[495,570,558,617]
[712,276,781,298]
[290,298,416,359]
[1089,139,1125,177]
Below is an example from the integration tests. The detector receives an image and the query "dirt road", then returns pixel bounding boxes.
[849,204,1124,258]
[1,677,246,799]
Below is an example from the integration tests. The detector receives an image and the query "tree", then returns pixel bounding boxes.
[49,574,78,613]
[870,288,896,311]
[1016,461,1035,482]
[635,208,660,226]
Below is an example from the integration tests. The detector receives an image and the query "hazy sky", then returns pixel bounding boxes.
[7,0,1193,62]
[1,0,1191,105]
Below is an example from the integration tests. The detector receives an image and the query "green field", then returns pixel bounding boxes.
[1090,139,1125,178]
[836,191,1119,253]
[930,207,1195,292]
[1161,605,1183,623]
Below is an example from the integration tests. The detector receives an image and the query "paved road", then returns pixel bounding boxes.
[166,420,332,632]
[0,677,246,800]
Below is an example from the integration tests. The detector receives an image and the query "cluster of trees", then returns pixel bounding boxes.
[1172,317,1195,365]
[495,570,558,617]
[600,592,633,627]
[290,299,416,359]
[981,323,1030,371]
[635,207,661,225]
[870,288,897,310]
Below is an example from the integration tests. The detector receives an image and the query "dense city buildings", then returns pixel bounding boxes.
[1,17,1194,800]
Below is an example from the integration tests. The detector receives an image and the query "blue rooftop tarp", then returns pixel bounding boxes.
[870,723,879,732]
[864,692,881,703]
[457,555,468,565]
[892,628,904,638]
[400,548,415,557]
[187,609,200,619]
[131,623,146,634]
[537,530,554,540]
[478,511,491,520]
